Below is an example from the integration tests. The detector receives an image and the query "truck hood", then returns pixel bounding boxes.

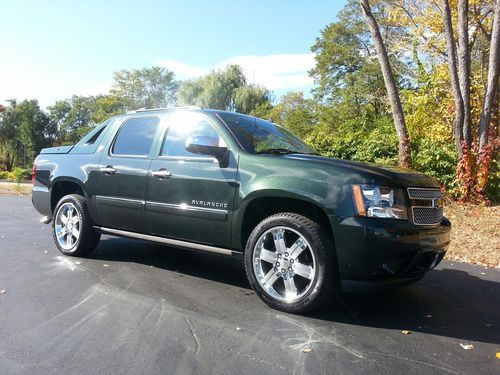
[286,154,440,188]
[40,145,74,154]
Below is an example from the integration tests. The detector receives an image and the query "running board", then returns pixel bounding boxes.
[94,226,240,257]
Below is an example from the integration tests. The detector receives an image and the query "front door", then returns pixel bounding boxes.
[96,115,162,233]
[146,111,238,248]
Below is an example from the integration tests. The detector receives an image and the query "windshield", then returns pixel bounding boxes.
[217,112,316,155]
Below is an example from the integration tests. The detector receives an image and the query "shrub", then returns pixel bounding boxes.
[6,167,32,182]
[0,171,9,180]
[411,138,458,190]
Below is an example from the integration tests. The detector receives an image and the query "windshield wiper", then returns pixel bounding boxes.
[256,148,301,155]
[257,148,319,155]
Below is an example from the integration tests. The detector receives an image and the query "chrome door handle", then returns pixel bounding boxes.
[100,166,116,175]
[151,169,172,179]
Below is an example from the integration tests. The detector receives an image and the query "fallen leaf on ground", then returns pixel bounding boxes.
[302,348,313,353]
[460,343,474,350]
[496,352,500,359]
[401,330,411,335]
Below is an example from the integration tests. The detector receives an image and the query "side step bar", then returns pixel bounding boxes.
[94,226,240,257]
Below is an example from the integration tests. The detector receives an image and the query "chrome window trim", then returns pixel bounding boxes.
[157,155,218,163]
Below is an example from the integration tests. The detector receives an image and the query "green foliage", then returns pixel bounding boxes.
[411,138,458,189]
[178,65,270,114]
[0,171,8,180]
[47,95,127,145]
[250,92,319,139]
[487,156,500,203]
[110,66,178,109]
[1,0,497,206]
[6,167,32,182]
[0,100,49,169]
[304,116,399,165]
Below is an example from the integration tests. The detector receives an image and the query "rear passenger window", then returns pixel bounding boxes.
[112,117,160,156]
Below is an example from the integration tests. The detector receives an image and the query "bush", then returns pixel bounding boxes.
[411,138,458,190]
[0,171,9,180]
[6,167,32,182]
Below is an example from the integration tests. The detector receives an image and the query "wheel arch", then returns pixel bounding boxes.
[236,191,336,255]
[50,178,86,214]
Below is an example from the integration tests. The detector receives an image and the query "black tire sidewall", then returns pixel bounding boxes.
[244,213,334,313]
[52,194,96,256]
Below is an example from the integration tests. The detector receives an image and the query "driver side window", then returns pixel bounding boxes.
[160,112,221,157]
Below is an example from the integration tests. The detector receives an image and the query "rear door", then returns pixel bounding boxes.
[95,115,162,233]
[145,111,238,248]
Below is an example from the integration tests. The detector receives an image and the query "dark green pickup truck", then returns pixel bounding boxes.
[32,107,450,313]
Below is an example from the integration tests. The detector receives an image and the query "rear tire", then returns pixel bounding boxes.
[244,212,336,313]
[52,194,100,256]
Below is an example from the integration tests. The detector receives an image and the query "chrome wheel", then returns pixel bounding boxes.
[54,202,81,251]
[252,226,316,303]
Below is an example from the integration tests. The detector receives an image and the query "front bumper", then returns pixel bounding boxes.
[331,215,451,290]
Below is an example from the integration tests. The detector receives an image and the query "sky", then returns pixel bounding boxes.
[0,0,346,108]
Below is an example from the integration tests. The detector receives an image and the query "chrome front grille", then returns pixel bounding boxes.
[407,188,444,225]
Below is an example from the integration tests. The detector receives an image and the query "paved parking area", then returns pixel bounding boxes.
[0,195,499,374]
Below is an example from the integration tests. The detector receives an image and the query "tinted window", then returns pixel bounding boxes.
[161,112,221,157]
[86,126,106,145]
[218,112,315,154]
[112,117,160,156]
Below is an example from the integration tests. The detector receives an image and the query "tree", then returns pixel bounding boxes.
[234,85,270,115]
[476,0,500,199]
[16,100,50,161]
[178,65,270,114]
[441,0,466,158]
[359,0,411,168]
[111,66,178,109]
[251,92,318,138]
[0,101,22,171]
[310,2,391,118]
[458,0,472,148]
[0,100,50,169]
[479,0,500,149]
[47,100,72,145]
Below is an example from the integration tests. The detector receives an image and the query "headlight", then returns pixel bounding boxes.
[352,184,408,220]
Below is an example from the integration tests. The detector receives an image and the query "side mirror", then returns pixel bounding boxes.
[185,135,228,160]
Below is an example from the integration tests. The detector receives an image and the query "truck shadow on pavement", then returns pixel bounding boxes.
[90,237,500,345]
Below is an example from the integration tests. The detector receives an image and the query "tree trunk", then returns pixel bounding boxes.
[359,0,411,168]
[479,0,500,149]
[441,0,465,159]
[458,0,472,148]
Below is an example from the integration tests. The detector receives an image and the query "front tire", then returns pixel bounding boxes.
[244,213,336,313]
[52,194,100,256]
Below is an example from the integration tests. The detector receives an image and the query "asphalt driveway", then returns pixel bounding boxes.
[0,195,498,374]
